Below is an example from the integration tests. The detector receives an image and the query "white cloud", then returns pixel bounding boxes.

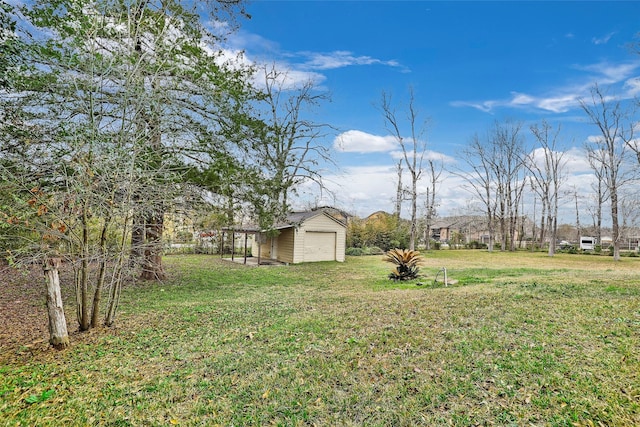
[449,100,496,113]
[298,50,402,71]
[389,149,457,165]
[536,93,583,113]
[624,77,640,96]
[592,32,616,45]
[251,65,327,91]
[452,60,640,114]
[510,92,536,105]
[320,165,398,216]
[223,31,406,90]
[575,61,639,84]
[334,130,398,153]
[563,147,592,174]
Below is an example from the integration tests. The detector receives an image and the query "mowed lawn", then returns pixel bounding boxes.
[1,251,640,426]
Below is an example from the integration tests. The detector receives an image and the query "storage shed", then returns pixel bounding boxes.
[233,210,347,264]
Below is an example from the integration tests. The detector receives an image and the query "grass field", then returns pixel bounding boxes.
[1,251,640,426]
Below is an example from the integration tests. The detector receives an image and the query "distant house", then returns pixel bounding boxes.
[430,216,490,244]
[231,209,347,264]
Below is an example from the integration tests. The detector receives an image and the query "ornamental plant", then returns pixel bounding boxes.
[383,248,425,281]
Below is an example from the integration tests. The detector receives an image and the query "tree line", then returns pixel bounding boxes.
[382,84,640,259]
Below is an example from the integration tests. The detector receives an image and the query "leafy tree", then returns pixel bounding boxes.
[1,0,253,344]
[347,212,409,251]
[0,2,21,89]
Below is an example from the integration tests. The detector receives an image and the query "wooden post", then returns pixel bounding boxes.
[220,231,225,258]
[257,233,262,265]
[243,232,248,265]
[43,257,69,350]
[231,231,235,261]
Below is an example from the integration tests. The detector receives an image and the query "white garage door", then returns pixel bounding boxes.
[304,232,336,262]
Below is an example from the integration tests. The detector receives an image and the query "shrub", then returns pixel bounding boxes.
[346,247,365,256]
[466,240,487,250]
[367,246,384,255]
[383,248,425,281]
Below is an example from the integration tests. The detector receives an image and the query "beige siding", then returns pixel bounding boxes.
[276,228,295,264]
[258,241,270,258]
[292,213,346,263]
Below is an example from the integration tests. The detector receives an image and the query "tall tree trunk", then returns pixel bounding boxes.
[409,174,417,251]
[574,190,581,244]
[548,216,557,257]
[105,215,130,327]
[91,216,110,328]
[611,190,621,261]
[141,209,165,280]
[539,200,546,249]
[43,257,69,350]
[76,209,90,331]
[394,159,403,219]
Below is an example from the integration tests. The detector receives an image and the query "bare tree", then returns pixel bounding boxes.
[457,121,527,252]
[423,158,442,250]
[581,85,636,260]
[493,121,527,251]
[620,190,640,246]
[528,121,567,256]
[457,133,498,252]
[586,153,609,246]
[244,65,334,230]
[380,87,429,250]
[569,186,582,244]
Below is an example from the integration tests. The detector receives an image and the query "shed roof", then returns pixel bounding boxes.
[226,209,346,233]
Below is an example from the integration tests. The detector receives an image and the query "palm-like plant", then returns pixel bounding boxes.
[383,248,425,281]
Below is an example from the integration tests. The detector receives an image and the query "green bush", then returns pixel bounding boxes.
[346,246,386,256]
[466,240,487,250]
[346,247,365,256]
[367,246,384,255]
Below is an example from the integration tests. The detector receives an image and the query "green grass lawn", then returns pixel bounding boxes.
[2,251,640,426]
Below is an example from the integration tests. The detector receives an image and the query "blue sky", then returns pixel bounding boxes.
[229,1,640,221]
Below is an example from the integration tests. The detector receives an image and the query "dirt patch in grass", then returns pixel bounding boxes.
[0,263,52,357]
[0,261,173,361]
